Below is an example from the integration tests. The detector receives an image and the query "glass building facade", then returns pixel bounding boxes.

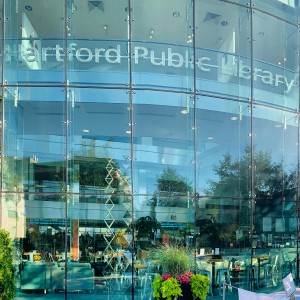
[1,0,300,298]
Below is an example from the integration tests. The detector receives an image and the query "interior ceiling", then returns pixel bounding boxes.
[15,0,297,69]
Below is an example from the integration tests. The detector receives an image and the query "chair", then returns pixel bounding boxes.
[281,251,293,278]
[243,257,259,290]
[215,256,232,296]
[263,254,279,287]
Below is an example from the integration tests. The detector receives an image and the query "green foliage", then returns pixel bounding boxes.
[152,275,163,299]
[135,216,160,239]
[0,229,16,300]
[152,245,193,277]
[161,278,182,300]
[157,167,193,194]
[190,274,210,300]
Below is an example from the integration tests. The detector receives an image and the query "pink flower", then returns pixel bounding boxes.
[162,274,172,281]
[184,271,193,277]
[179,275,191,284]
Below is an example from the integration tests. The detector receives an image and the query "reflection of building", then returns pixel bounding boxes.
[1,0,300,298]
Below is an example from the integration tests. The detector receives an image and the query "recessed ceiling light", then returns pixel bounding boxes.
[126,130,131,134]
[173,11,180,17]
[231,116,238,121]
[208,137,214,140]
[180,109,188,115]
[83,129,89,133]
[25,5,33,11]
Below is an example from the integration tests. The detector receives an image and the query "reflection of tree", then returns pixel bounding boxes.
[204,146,297,234]
[205,146,297,203]
[135,216,160,239]
[149,167,193,207]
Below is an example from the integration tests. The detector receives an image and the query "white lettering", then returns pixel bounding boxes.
[105,45,121,64]
[55,44,64,62]
[150,50,165,66]
[167,48,183,68]
[25,47,38,62]
[134,46,148,64]
[76,48,93,62]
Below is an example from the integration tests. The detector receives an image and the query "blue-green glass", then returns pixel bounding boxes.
[252,10,299,110]
[132,90,195,197]
[3,87,66,193]
[195,0,251,100]
[253,0,300,24]
[4,0,65,86]
[131,0,194,92]
[67,0,129,87]
[196,96,251,197]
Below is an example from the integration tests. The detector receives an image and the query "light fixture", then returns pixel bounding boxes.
[83,129,90,133]
[25,5,33,11]
[126,130,131,134]
[208,136,214,140]
[231,116,238,121]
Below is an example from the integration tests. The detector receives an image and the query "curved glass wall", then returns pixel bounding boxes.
[1,0,300,299]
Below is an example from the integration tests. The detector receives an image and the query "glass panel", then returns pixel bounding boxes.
[3,87,66,193]
[252,10,299,110]
[67,88,133,297]
[131,0,194,92]
[133,90,195,196]
[253,106,298,287]
[134,194,195,296]
[67,0,129,87]
[195,0,251,100]
[16,194,68,295]
[4,0,65,85]
[196,96,251,197]
[253,0,300,24]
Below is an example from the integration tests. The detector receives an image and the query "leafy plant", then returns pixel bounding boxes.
[190,274,210,300]
[0,229,16,300]
[152,245,193,277]
[161,277,182,300]
[152,245,210,300]
[152,275,163,299]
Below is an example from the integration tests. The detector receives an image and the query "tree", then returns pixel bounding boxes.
[150,167,193,207]
[205,145,297,204]
[204,145,297,236]
[0,229,16,300]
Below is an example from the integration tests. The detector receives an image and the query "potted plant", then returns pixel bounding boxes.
[151,245,210,300]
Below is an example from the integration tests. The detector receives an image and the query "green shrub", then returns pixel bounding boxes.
[152,245,193,277]
[0,229,16,300]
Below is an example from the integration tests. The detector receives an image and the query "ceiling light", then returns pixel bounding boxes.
[180,109,188,115]
[83,129,89,133]
[275,124,282,128]
[173,11,180,17]
[278,61,281,65]
[231,116,238,121]
[126,130,131,134]
[208,137,214,140]
[25,5,33,11]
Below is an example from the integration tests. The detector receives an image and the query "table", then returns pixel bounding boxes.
[201,255,223,295]
[253,255,269,286]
